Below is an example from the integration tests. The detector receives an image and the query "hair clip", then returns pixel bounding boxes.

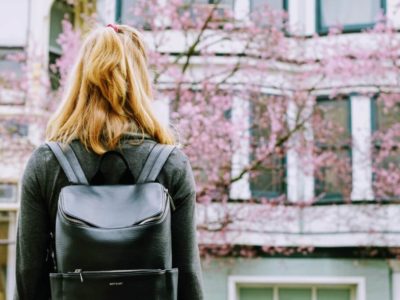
[107,23,120,33]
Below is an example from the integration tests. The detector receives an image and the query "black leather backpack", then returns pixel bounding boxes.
[46,141,177,300]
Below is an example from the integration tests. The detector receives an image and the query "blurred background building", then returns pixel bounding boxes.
[0,0,400,300]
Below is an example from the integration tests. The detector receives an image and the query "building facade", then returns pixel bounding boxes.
[0,0,399,300]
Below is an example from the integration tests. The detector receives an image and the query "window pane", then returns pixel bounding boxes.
[240,287,273,300]
[119,0,137,24]
[315,148,351,194]
[250,155,285,198]
[188,0,234,7]
[0,120,28,138]
[315,100,350,143]
[315,99,352,200]
[250,97,286,198]
[0,49,23,75]
[49,1,74,55]
[0,211,13,299]
[279,288,312,300]
[317,288,351,300]
[376,102,400,132]
[251,0,284,11]
[372,98,400,200]
[0,48,25,104]
[0,184,17,203]
[320,0,382,28]
[119,0,156,29]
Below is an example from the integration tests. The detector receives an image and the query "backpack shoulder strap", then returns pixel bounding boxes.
[136,144,176,184]
[46,141,89,185]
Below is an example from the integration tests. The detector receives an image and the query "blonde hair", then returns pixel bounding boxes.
[46,24,175,154]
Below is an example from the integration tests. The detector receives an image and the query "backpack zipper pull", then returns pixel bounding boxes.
[74,269,84,282]
[164,188,175,211]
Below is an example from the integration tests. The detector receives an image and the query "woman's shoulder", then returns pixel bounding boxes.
[25,143,57,170]
[22,144,62,188]
[34,142,56,156]
[163,145,196,200]
[162,145,193,179]
[168,145,191,168]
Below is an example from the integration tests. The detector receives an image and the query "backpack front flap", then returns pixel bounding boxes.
[59,183,168,229]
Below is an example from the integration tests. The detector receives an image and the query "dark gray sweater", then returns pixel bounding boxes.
[14,135,204,300]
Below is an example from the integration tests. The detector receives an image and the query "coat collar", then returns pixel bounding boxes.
[120,132,155,141]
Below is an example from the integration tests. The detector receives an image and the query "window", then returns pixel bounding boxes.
[371,97,400,199]
[184,0,235,23]
[49,0,75,90]
[116,0,154,29]
[249,96,286,199]
[314,98,352,201]
[249,154,286,199]
[372,98,400,132]
[0,120,28,138]
[250,0,287,13]
[0,49,24,77]
[0,184,17,203]
[116,0,235,28]
[239,286,353,300]
[249,0,287,30]
[116,0,136,24]
[48,1,95,89]
[49,1,75,56]
[187,0,234,6]
[0,211,15,300]
[316,0,386,34]
[0,48,25,105]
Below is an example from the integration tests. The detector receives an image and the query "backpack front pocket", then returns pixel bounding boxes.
[50,268,178,300]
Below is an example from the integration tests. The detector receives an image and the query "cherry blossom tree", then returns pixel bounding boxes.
[1,0,399,257]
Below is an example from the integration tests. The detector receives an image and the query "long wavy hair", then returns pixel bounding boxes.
[46,24,175,154]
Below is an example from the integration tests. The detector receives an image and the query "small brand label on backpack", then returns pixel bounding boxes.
[109,282,124,286]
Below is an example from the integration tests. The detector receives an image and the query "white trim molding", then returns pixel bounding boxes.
[234,0,250,20]
[288,0,317,36]
[230,96,251,200]
[198,203,400,247]
[228,275,366,300]
[350,95,373,201]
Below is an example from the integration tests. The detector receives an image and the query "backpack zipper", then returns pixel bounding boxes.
[68,268,166,282]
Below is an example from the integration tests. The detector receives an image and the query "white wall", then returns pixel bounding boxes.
[97,0,117,24]
[387,0,400,29]
[0,0,29,46]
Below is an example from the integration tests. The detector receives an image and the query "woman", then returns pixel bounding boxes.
[14,24,204,300]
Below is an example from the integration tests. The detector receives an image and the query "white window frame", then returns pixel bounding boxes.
[228,275,366,300]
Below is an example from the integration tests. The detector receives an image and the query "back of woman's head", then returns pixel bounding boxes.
[47,24,175,154]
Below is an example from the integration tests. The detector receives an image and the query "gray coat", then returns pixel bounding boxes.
[14,134,204,300]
